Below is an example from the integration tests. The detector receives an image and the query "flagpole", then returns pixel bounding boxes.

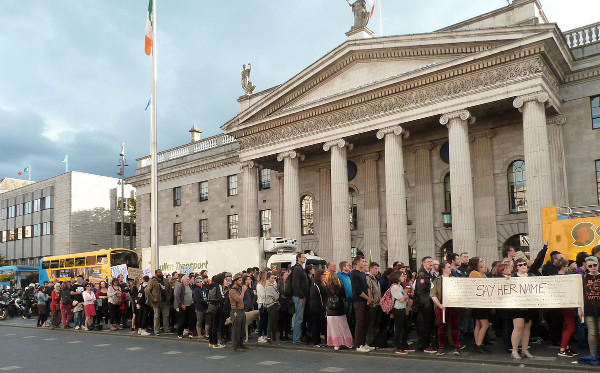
[66,156,69,173]
[28,165,31,182]
[150,0,159,273]
[378,0,382,36]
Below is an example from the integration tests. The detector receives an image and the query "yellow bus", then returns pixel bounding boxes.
[38,248,139,283]
[542,206,600,261]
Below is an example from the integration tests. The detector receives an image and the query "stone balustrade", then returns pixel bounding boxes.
[564,22,600,48]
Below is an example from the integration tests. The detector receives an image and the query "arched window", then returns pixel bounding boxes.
[508,160,527,213]
[443,173,451,213]
[349,187,358,231]
[301,195,314,235]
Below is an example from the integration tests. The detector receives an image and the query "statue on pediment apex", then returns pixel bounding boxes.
[346,0,370,29]
[241,62,256,96]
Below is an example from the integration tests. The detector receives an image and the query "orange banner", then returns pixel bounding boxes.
[542,207,600,260]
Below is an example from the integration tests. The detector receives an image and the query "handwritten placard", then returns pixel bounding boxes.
[127,267,143,279]
[441,274,584,309]
[110,264,128,282]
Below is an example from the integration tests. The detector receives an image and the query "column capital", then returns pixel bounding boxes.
[323,139,353,152]
[439,109,475,126]
[547,114,567,126]
[411,142,434,153]
[240,160,262,171]
[376,125,409,140]
[513,91,549,111]
[361,153,380,163]
[277,150,305,162]
[470,129,495,142]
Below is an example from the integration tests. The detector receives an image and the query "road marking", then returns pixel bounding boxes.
[22,336,36,339]
[258,361,281,366]
[66,341,82,344]
[321,368,345,373]
[206,355,227,360]
[3,334,16,336]
[163,351,181,355]
[43,338,56,341]
[126,347,143,351]
[0,367,21,371]
[94,344,111,347]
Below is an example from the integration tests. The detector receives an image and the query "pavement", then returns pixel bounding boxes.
[0,317,597,372]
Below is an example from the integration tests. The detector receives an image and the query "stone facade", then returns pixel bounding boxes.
[130,0,600,268]
[0,172,135,265]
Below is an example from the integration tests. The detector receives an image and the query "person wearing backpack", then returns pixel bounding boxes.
[325,271,353,350]
[205,273,226,348]
[291,253,309,344]
[58,281,72,329]
[430,261,462,356]
[388,270,411,355]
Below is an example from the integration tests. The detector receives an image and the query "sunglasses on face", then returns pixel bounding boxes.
[517,263,527,267]
[589,263,599,268]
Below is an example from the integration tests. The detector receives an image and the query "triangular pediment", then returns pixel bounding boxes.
[222,24,568,133]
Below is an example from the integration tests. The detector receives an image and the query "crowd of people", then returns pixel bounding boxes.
[10,242,600,359]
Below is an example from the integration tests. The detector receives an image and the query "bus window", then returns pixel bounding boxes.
[110,250,139,268]
[65,258,74,267]
[86,256,96,266]
[59,259,65,268]
[41,261,50,269]
[97,255,107,265]
[74,257,85,267]
[50,260,59,269]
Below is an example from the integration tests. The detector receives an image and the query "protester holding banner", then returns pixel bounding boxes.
[468,257,491,354]
[581,256,600,357]
[510,258,536,359]
[431,261,461,356]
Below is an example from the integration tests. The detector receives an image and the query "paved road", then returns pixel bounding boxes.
[0,324,588,373]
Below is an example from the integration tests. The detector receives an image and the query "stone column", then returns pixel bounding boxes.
[318,167,333,261]
[241,161,260,238]
[277,150,304,248]
[323,139,353,265]
[440,110,477,258]
[513,92,554,257]
[377,125,409,265]
[471,130,498,262]
[362,153,382,265]
[413,142,435,260]
[547,115,569,207]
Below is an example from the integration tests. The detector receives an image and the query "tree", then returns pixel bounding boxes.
[0,253,8,266]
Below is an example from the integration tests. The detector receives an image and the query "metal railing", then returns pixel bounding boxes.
[138,134,237,167]
[564,22,600,48]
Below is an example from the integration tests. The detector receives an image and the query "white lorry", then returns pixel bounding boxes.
[141,237,326,276]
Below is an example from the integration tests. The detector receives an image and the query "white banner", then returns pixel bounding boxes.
[110,264,128,282]
[441,274,584,309]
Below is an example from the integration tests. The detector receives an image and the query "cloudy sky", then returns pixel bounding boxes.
[0,0,597,182]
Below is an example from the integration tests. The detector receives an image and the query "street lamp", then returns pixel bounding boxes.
[442,211,452,228]
[117,143,129,249]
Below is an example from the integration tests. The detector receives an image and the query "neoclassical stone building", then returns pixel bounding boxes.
[130,0,600,269]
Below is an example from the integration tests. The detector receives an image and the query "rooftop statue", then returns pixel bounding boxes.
[241,62,256,96]
[346,0,370,29]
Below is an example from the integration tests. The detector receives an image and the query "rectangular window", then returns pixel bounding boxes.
[260,169,271,190]
[173,187,182,206]
[44,196,52,209]
[592,96,600,129]
[199,181,208,201]
[8,206,15,218]
[33,224,41,237]
[227,214,238,239]
[16,204,23,216]
[0,231,5,242]
[260,209,272,238]
[115,222,122,236]
[597,159,600,204]
[24,201,32,214]
[8,229,15,241]
[227,175,238,196]
[24,225,32,238]
[199,219,208,242]
[1,208,6,220]
[173,223,182,245]
[42,221,52,235]
[34,199,41,212]
[15,227,22,240]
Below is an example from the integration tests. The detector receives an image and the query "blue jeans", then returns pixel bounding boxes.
[258,306,268,337]
[292,296,305,342]
[74,310,84,328]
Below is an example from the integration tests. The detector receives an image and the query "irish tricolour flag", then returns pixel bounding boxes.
[368,0,375,18]
[145,0,153,56]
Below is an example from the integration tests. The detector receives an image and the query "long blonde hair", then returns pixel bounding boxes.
[257,271,268,286]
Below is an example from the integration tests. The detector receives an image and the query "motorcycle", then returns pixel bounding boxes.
[0,291,18,320]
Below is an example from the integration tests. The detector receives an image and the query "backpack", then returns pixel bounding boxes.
[380,287,394,314]
[283,265,296,297]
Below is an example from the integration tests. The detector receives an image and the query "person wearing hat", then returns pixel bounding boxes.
[229,273,248,352]
[580,256,600,357]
